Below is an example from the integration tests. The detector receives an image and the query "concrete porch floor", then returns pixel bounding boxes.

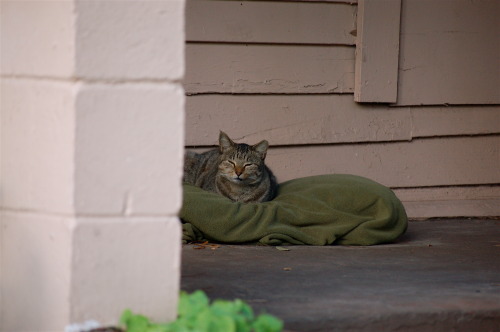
[181,219,500,332]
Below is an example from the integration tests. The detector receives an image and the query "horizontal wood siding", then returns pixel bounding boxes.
[396,0,500,105]
[185,0,500,218]
[186,95,410,145]
[185,44,354,94]
[186,95,500,146]
[287,1,358,3]
[189,136,499,192]
[409,106,500,138]
[393,186,500,218]
[186,0,356,45]
[265,136,500,187]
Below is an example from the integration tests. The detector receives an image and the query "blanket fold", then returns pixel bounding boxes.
[180,174,407,245]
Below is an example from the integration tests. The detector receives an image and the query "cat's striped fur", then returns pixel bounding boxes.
[184,131,278,203]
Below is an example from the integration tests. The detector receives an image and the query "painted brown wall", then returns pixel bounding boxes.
[396,0,499,105]
[184,0,500,218]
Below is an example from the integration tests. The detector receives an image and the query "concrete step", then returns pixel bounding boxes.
[181,219,500,332]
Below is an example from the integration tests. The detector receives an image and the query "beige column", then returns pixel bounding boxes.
[1,0,185,330]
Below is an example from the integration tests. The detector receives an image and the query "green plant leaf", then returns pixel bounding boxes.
[253,314,284,332]
[233,315,252,332]
[198,308,236,332]
[162,319,191,332]
[178,290,210,321]
[120,309,133,326]
[120,309,151,332]
[121,291,282,332]
[210,299,236,316]
[233,299,254,321]
[209,299,254,332]
[146,325,171,332]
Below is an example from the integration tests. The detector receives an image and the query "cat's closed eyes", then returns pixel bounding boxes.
[184,131,278,203]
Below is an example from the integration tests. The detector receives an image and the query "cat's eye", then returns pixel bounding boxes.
[244,163,254,168]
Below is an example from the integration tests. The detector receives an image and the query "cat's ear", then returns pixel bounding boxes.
[253,140,269,160]
[219,131,234,153]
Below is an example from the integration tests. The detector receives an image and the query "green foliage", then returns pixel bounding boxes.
[120,290,283,332]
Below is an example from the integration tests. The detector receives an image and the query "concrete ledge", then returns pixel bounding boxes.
[181,219,500,332]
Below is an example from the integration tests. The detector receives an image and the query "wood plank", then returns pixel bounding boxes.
[288,0,357,3]
[264,136,500,187]
[186,95,500,146]
[410,106,500,137]
[393,186,500,218]
[185,44,355,94]
[396,0,500,105]
[354,0,401,103]
[185,95,411,146]
[186,0,356,45]
[187,136,500,188]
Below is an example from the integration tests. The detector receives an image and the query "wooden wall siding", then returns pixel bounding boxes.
[264,136,500,187]
[186,0,356,45]
[409,106,500,138]
[393,186,500,218]
[188,135,499,190]
[185,44,354,95]
[185,95,500,146]
[396,0,500,105]
[354,0,401,103]
[185,95,409,146]
[288,1,357,3]
[184,0,500,217]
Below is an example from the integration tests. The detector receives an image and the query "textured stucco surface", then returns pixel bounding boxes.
[1,0,185,330]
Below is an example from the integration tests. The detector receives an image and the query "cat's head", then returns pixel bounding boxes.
[217,131,269,184]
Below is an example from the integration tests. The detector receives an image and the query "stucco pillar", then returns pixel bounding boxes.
[1,0,185,330]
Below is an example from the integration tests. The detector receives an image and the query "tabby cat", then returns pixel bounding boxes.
[184,131,278,203]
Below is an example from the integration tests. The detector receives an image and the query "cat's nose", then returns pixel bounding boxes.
[235,168,243,176]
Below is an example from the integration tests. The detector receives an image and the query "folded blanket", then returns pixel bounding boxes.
[180,174,407,245]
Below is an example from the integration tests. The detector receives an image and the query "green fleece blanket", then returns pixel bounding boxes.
[180,174,407,245]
